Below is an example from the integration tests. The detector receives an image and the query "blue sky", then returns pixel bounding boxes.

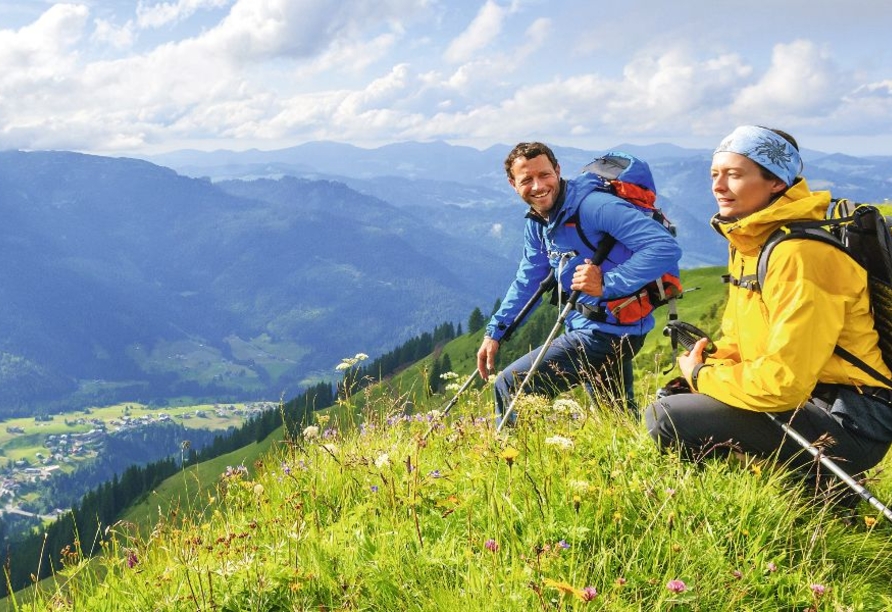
[1,0,891,156]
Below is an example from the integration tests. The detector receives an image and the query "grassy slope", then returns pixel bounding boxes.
[7,265,892,610]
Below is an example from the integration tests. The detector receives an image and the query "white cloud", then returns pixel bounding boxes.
[1,1,891,155]
[136,0,231,29]
[730,40,846,118]
[444,0,508,64]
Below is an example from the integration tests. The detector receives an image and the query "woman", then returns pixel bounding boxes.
[645,125,892,500]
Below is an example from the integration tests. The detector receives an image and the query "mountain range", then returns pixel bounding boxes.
[1,142,890,415]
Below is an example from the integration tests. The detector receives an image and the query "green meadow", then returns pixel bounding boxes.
[4,266,892,611]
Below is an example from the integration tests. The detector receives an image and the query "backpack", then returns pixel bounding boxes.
[754,199,892,386]
[568,152,683,325]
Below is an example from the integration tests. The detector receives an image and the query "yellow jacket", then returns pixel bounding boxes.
[696,178,892,411]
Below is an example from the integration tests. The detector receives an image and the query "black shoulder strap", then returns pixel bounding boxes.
[756,213,892,387]
[756,221,847,292]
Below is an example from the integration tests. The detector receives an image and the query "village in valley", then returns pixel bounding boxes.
[0,401,277,523]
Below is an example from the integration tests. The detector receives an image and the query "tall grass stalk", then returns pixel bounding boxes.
[13,380,892,611]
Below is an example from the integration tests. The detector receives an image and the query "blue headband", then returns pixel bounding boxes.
[713,125,803,186]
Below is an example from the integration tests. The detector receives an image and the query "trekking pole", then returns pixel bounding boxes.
[765,412,892,524]
[495,289,581,432]
[495,238,616,433]
[421,275,557,441]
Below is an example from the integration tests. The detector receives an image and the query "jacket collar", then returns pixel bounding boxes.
[711,178,831,256]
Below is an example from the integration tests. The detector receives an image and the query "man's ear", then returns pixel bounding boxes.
[554,162,561,179]
[508,177,516,190]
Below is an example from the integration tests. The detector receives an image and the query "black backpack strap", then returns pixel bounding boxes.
[835,346,892,389]
[756,221,847,292]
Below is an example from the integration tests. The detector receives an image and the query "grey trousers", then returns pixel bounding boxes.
[644,388,891,484]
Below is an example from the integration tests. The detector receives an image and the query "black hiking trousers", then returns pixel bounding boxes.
[645,386,891,493]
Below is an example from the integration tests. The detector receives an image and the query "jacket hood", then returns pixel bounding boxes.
[710,178,832,256]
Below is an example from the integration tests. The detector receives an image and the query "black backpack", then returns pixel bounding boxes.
[754,200,892,386]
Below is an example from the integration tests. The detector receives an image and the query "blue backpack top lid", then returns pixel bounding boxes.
[581,151,656,194]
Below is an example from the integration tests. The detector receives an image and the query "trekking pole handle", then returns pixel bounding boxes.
[499,275,558,345]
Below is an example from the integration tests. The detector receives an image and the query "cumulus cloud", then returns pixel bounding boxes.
[445,0,508,64]
[730,40,846,118]
[136,0,231,29]
[0,2,890,155]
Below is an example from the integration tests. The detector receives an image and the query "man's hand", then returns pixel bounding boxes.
[476,337,500,379]
[570,259,603,296]
[678,337,709,387]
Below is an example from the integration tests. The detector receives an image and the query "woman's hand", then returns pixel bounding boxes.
[678,337,709,387]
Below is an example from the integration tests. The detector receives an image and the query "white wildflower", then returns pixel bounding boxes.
[544,435,574,450]
[375,453,391,468]
[302,425,320,439]
[440,371,459,381]
[568,479,590,493]
[552,399,583,414]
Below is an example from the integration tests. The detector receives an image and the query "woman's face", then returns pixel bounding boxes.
[710,152,787,220]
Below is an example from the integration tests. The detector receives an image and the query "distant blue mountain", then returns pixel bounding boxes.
[3,141,889,414]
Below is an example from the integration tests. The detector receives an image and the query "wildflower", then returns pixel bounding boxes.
[544,435,574,450]
[766,562,777,573]
[429,470,441,478]
[573,495,582,513]
[666,579,687,593]
[579,586,598,602]
[500,447,520,467]
[557,540,570,550]
[731,570,742,580]
[810,584,826,597]
[126,550,138,569]
[336,352,368,370]
[568,479,590,493]
[440,371,459,381]
[864,516,877,528]
[552,398,583,414]
[484,539,499,552]
[253,483,264,497]
[370,485,379,493]
[544,579,576,596]
[615,577,627,586]
[374,453,391,468]
[281,462,291,476]
[302,425,320,439]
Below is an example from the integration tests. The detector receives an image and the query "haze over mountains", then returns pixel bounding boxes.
[2,142,890,416]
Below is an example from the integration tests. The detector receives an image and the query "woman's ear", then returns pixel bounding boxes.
[770,179,787,195]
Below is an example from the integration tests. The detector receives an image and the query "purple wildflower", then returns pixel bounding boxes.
[429,470,441,478]
[558,540,570,549]
[666,579,687,593]
[766,562,777,573]
[126,551,138,569]
[810,583,826,597]
[370,485,379,493]
[580,586,597,602]
[484,539,499,552]
[731,570,742,580]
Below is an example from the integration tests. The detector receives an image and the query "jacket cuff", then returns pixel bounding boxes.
[690,363,711,393]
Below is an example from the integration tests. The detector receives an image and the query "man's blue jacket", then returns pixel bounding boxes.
[486,172,682,341]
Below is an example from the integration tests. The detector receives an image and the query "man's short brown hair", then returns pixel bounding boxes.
[504,142,559,179]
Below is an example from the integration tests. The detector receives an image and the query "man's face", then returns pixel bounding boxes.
[508,154,561,218]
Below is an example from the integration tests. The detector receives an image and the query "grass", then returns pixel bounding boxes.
[5,265,892,610]
[6,380,892,609]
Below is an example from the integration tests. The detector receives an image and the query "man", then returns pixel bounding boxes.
[477,142,682,425]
